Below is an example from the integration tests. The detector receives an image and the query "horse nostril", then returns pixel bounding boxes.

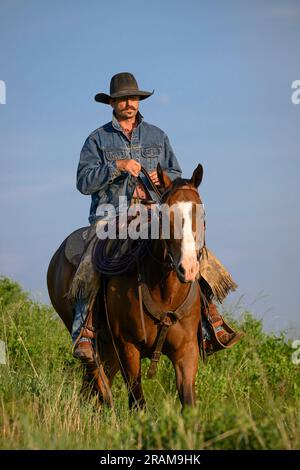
[178,264,185,276]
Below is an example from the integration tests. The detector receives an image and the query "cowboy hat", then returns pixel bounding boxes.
[94,72,154,104]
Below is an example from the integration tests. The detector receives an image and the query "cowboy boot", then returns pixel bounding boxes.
[72,299,97,365]
[202,302,244,353]
[73,332,96,365]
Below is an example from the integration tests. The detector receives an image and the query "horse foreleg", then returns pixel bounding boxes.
[119,342,146,410]
[83,363,114,408]
[172,343,199,408]
[81,371,98,399]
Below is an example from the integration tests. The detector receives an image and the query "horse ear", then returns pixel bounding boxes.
[157,163,172,190]
[190,164,203,188]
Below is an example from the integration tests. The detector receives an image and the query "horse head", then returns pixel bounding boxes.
[157,163,205,283]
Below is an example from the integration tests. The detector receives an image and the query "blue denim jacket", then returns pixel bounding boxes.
[77,112,182,224]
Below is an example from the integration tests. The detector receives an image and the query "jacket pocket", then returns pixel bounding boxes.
[141,145,162,170]
[103,148,129,161]
[141,145,162,158]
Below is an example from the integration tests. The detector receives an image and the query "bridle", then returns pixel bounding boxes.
[133,168,205,375]
[136,168,205,271]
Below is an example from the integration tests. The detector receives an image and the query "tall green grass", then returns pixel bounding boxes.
[0,276,299,450]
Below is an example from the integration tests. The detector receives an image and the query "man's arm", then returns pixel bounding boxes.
[76,134,122,195]
[148,133,182,185]
[162,134,182,181]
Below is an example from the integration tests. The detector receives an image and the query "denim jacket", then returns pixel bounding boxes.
[77,112,182,224]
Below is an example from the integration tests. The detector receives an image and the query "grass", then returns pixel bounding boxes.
[0,275,300,450]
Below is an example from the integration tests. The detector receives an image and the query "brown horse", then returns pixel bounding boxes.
[47,164,204,409]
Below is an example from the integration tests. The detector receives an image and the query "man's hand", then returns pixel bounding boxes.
[116,159,141,177]
[148,170,160,185]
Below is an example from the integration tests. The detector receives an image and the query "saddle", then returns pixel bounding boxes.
[65,220,151,275]
[65,226,90,268]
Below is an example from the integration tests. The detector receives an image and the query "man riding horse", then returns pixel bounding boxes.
[70,72,242,364]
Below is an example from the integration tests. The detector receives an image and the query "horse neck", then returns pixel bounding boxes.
[145,239,190,306]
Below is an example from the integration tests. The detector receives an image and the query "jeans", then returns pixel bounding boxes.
[71,297,88,344]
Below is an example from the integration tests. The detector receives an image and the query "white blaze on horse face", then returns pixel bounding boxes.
[176,202,199,282]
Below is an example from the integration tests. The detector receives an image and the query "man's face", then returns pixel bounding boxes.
[110,95,139,120]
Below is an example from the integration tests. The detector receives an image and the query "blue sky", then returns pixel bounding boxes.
[0,0,299,337]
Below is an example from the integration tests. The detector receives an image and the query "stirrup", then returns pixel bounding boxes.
[205,317,244,355]
[73,337,96,364]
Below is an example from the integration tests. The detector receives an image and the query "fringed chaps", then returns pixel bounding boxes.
[199,247,238,303]
[67,224,100,304]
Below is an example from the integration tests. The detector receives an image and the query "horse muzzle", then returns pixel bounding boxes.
[176,260,200,283]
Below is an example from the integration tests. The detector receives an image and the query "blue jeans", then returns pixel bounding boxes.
[71,297,88,344]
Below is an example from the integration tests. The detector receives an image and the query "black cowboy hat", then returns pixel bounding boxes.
[94,72,154,104]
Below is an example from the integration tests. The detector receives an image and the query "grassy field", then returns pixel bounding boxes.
[0,275,300,450]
